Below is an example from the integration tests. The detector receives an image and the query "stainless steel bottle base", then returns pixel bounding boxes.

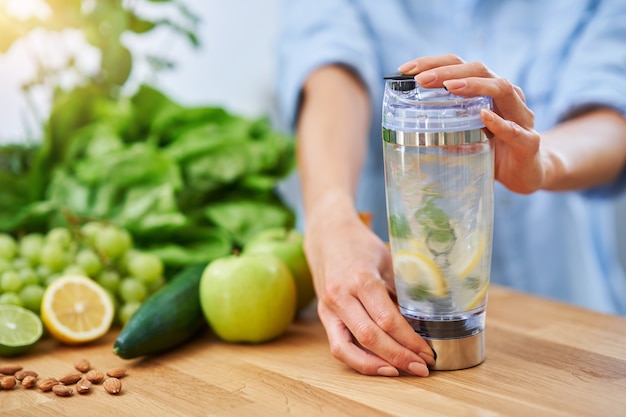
[426,331,485,371]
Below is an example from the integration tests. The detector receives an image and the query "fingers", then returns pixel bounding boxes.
[319,275,434,377]
[481,109,536,150]
[481,108,544,193]
[443,77,533,128]
[397,54,533,129]
[318,305,400,377]
[398,53,465,74]
[306,213,434,377]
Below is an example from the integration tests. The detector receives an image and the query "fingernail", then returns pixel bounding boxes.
[416,72,436,85]
[377,366,400,377]
[481,108,495,122]
[419,352,436,366]
[397,62,417,73]
[408,362,430,377]
[443,79,467,90]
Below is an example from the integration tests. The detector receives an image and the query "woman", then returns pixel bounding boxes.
[275,0,626,376]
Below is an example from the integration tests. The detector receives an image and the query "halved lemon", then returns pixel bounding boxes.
[448,230,487,279]
[393,250,447,297]
[40,275,115,344]
[0,305,43,356]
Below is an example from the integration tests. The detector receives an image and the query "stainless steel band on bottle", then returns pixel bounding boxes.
[382,127,488,147]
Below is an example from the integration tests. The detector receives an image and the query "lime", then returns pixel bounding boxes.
[393,250,447,297]
[0,304,43,357]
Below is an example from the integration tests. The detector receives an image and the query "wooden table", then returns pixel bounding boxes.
[1,285,625,417]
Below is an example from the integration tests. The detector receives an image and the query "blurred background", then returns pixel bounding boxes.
[0,0,283,141]
[1,0,625,267]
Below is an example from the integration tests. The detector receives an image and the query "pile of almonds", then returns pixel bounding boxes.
[0,359,126,397]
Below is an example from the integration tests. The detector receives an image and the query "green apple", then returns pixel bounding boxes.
[243,228,315,312]
[199,253,297,343]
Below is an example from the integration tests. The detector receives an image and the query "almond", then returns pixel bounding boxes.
[76,378,92,394]
[59,371,82,385]
[21,375,38,389]
[0,364,22,375]
[38,377,60,392]
[74,358,90,373]
[0,375,16,389]
[85,369,104,384]
[106,367,126,378]
[52,384,73,397]
[103,377,122,395]
[15,370,38,381]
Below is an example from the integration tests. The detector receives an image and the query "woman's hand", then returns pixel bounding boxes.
[303,197,435,377]
[399,54,545,194]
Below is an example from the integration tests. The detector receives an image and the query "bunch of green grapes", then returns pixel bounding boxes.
[0,222,166,326]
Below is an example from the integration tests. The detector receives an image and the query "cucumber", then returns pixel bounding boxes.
[113,263,208,359]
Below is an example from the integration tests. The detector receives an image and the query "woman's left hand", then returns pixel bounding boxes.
[399,54,545,194]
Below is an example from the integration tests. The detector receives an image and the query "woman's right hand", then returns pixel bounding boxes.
[303,195,435,377]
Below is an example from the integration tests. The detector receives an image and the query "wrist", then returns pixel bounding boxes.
[303,190,358,230]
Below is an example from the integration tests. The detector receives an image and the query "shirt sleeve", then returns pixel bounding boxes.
[552,0,626,120]
[551,1,626,198]
[274,0,380,130]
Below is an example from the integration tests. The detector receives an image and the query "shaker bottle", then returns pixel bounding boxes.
[382,74,494,370]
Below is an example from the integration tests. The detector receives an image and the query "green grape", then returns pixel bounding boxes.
[127,252,164,284]
[44,273,61,287]
[36,265,52,283]
[61,264,87,276]
[1,270,23,292]
[18,267,39,286]
[147,275,166,294]
[0,258,12,275]
[46,227,73,249]
[95,225,131,260]
[0,291,23,307]
[118,277,147,303]
[0,233,17,260]
[40,243,69,272]
[75,248,103,277]
[118,301,142,326]
[115,248,137,275]
[63,264,87,276]
[12,257,29,269]
[18,233,44,265]
[81,221,104,246]
[19,284,45,313]
[97,269,121,293]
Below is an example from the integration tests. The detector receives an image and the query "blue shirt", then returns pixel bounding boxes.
[276,0,626,315]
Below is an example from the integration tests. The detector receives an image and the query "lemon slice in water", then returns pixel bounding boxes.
[448,230,487,279]
[465,280,489,310]
[393,250,447,297]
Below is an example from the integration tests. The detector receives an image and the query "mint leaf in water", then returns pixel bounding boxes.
[389,214,412,238]
[409,284,433,301]
[414,197,456,253]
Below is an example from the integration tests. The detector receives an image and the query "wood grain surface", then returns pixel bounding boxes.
[1,285,625,417]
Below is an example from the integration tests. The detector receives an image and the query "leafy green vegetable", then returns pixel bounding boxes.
[0,2,295,270]
[0,86,296,268]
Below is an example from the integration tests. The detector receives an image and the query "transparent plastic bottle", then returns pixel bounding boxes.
[382,75,494,370]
